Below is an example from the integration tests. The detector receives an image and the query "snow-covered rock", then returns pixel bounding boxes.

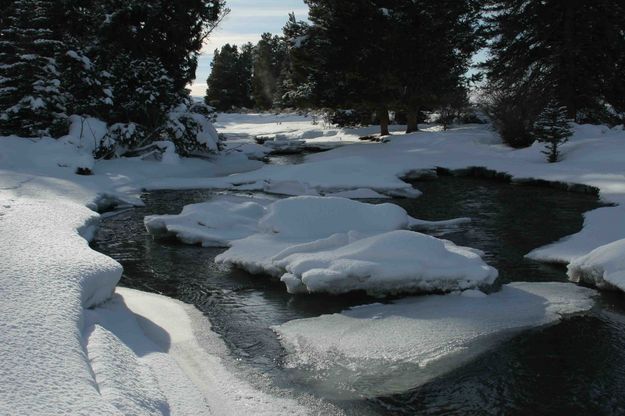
[568,238,625,291]
[274,282,595,397]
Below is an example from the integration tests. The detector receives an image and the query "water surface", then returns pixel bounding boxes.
[92,176,625,415]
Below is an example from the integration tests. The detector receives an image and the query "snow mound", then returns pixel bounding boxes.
[274,282,595,397]
[145,196,270,247]
[527,206,625,263]
[147,195,487,295]
[258,196,412,238]
[208,196,492,295]
[274,230,497,295]
[568,238,625,291]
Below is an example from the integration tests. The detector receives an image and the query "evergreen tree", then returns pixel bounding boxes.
[274,13,311,108]
[483,0,625,144]
[251,33,287,110]
[390,0,482,133]
[205,43,253,111]
[532,101,573,163]
[0,0,67,137]
[302,0,397,135]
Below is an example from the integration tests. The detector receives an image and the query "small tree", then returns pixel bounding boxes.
[532,101,573,163]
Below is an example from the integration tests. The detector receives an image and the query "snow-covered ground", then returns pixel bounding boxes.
[215,112,407,159]
[0,133,314,414]
[2,112,625,415]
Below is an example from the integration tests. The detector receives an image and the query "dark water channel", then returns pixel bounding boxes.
[92,176,625,415]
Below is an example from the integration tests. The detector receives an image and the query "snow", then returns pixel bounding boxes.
[145,195,272,247]
[0,131,310,415]
[274,282,595,397]
[3,111,625,413]
[568,238,625,291]
[177,196,497,295]
[526,206,625,263]
[88,288,311,416]
[203,115,625,293]
[273,230,497,295]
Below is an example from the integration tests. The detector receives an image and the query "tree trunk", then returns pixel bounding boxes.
[406,110,419,133]
[378,107,390,136]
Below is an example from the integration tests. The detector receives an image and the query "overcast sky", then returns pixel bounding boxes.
[191,0,308,96]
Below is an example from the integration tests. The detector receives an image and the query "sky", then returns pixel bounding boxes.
[190,0,309,96]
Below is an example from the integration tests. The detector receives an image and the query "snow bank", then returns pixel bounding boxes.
[526,206,625,263]
[88,288,311,416]
[0,197,123,415]
[0,134,305,415]
[274,282,595,397]
[568,238,625,291]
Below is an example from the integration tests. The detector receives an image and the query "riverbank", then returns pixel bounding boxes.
[2,114,625,414]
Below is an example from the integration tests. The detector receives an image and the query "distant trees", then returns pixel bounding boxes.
[206,43,253,110]
[280,0,481,135]
[0,0,227,157]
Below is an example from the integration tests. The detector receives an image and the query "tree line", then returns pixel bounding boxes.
[0,0,227,156]
[207,0,625,147]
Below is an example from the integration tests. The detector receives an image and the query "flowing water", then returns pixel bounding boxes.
[92,175,625,415]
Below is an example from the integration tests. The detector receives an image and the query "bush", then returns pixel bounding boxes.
[326,109,374,127]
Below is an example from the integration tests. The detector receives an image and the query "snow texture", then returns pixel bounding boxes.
[568,238,625,291]
[274,282,595,397]
[527,206,625,263]
[0,132,309,415]
[198,196,495,295]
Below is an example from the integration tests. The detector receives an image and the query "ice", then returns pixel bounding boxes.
[568,238,625,291]
[274,282,595,397]
[324,188,390,199]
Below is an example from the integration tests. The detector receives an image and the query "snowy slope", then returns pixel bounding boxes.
[0,135,315,415]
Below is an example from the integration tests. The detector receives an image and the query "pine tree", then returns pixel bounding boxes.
[390,0,482,133]
[0,0,67,137]
[205,44,252,111]
[274,13,310,109]
[302,0,397,135]
[532,101,573,163]
[251,33,287,110]
[483,0,625,144]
